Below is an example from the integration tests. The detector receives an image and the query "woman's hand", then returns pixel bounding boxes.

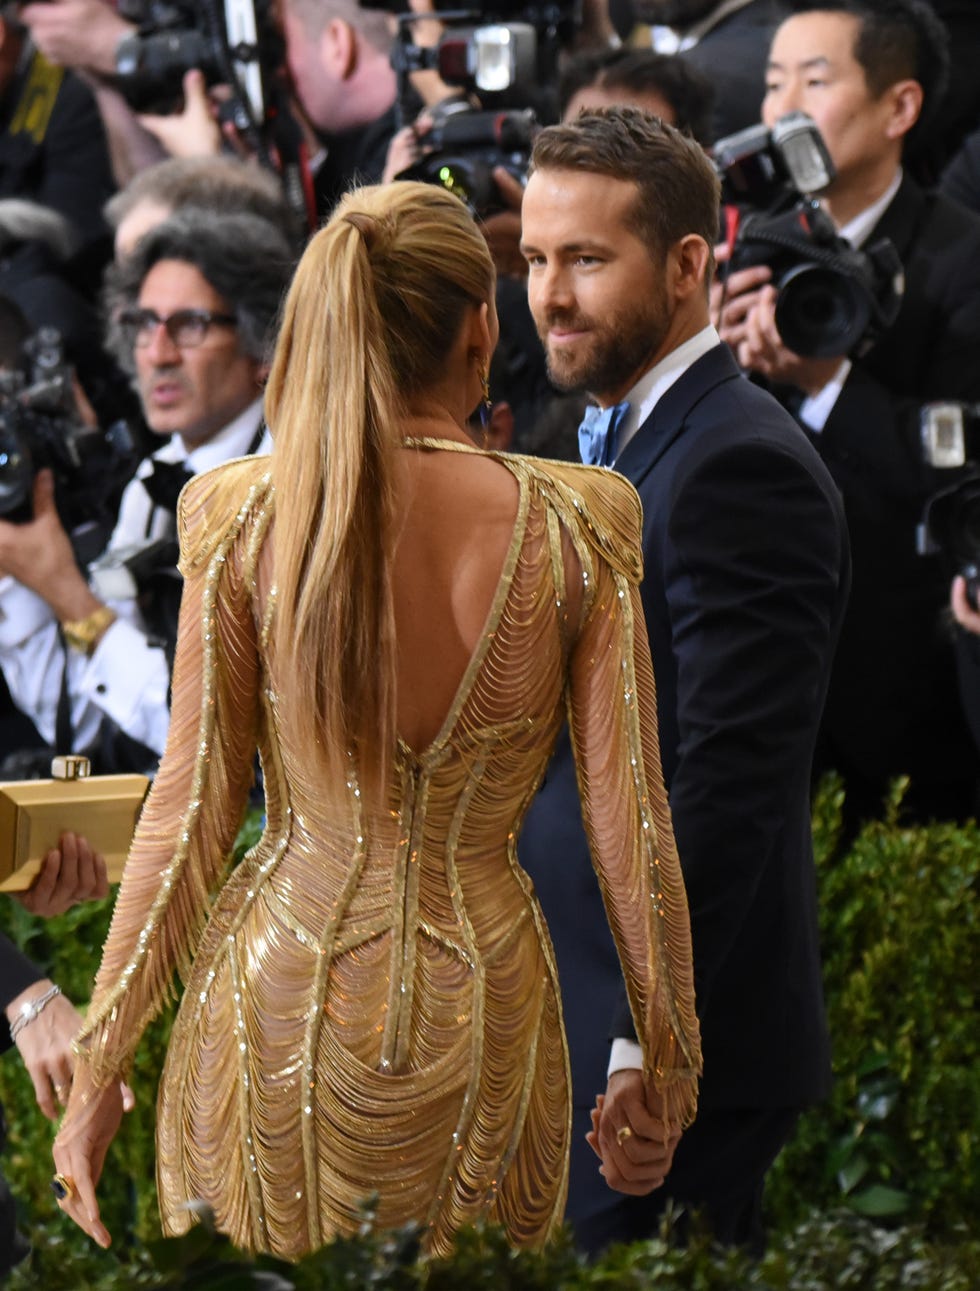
[52,1074,131,1249]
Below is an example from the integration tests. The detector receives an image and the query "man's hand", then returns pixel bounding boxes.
[18,0,134,78]
[734,284,845,395]
[586,1069,682,1196]
[137,70,224,159]
[7,981,81,1119]
[15,832,110,918]
[952,574,980,636]
[0,470,102,621]
[712,240,772,344]
[481,166,525,279]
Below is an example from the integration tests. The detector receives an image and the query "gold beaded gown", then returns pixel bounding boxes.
[72,442,702,1259]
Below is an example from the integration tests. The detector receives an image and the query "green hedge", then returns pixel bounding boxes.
[0,779,976,1287]
[767,778,979,1235]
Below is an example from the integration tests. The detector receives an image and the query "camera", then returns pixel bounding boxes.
[379,4,572,217]
[0,328,140,561]
[114,0,276,128]
[917,402,980,606]
[716,112,904,359]
[398,97,537,217]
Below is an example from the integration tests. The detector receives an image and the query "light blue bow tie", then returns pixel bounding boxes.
[578,401,630,468]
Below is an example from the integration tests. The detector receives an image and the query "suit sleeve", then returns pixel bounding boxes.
[67,470,263,1091]
[566,475,702,1130]
[660,440,845,1013]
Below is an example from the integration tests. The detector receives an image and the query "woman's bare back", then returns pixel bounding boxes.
[392,441,540,754]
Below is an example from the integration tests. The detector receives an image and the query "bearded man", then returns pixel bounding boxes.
[518,107,850,1256]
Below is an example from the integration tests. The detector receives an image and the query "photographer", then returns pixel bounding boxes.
[717,0,980,827]
[0,209,293,774]
[279,0,400,218]
[0,8,116,327]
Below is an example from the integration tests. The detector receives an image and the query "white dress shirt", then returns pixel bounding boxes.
[646,0,758,53]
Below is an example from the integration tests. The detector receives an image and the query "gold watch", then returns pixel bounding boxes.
[60,605,118,656]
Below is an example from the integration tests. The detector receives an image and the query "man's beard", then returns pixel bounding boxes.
[537,292,671,403]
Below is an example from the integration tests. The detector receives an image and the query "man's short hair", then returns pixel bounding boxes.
[104,156,291,241]
[529,107,721,275]
[558,49,715,146]
[284,0,392,54]
[104,209,295,371]
[787,1,950,131]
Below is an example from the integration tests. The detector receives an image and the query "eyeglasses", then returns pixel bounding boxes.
[118,307,238,349]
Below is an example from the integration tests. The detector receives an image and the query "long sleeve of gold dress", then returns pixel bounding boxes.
[67,446,701,1260]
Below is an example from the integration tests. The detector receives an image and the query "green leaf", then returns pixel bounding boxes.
[848,1185,911,1217]
[837,1153,869,1195]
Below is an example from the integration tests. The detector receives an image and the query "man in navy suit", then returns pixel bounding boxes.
[518,107,850,1255]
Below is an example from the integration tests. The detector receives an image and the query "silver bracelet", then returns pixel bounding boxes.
[9,985,63,1042]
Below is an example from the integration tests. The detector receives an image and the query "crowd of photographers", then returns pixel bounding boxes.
[2,0,980,817]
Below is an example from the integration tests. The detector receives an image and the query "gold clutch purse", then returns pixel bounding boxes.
[0,755,149,891]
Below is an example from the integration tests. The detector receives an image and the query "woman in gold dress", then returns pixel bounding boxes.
[52,181,701,1259]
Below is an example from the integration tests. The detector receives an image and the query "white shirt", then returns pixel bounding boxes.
[615,325,721,461]
[647,0,758,53]
[0,398,269,759]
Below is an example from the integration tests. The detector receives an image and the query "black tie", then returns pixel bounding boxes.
[142,459,194,513]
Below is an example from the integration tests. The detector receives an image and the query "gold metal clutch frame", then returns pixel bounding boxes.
[0,756,149,890]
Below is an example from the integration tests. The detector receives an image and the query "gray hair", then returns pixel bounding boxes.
[104,156,291,239]
[0,199,76,260]
[104,209,295,371]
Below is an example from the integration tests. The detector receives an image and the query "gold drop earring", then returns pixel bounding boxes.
[479,362,492,441]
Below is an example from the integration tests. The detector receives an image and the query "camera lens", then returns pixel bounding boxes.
[0,420,32,517]
[775,263,871,358]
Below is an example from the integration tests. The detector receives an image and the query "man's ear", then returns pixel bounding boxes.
[324,18,356,80]
[486,400,515,452]
[670,234,712,301]
[885,78,924,142]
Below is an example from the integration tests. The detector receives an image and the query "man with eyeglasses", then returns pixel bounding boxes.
[0,208,294,774]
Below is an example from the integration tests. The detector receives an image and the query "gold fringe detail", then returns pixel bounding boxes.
[65,443,700,1259]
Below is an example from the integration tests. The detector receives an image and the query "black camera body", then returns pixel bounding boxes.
[918,402,980,605]
[397,102,537,217]
[386,4,572,217]
[716,113,904,359]
[0,329,140,560]
[114,0,275,126]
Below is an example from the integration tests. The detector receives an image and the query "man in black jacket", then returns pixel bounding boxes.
[520,107,849,1256]
[719,0,980,829]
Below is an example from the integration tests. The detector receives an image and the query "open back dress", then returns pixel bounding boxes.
[72,443,702,1259]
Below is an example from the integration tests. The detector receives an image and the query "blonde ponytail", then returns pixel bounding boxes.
[266,182,494,801]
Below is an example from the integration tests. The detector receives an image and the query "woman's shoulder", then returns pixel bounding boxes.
[509,453,644,582]
[177,455,274,573]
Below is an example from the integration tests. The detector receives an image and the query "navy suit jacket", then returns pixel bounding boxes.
[521,345,849,1176]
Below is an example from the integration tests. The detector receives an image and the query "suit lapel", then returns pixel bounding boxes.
[867,173,924,262]
[615,344,744,489]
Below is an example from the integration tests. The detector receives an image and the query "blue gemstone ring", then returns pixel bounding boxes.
[51,1173,75,1202]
